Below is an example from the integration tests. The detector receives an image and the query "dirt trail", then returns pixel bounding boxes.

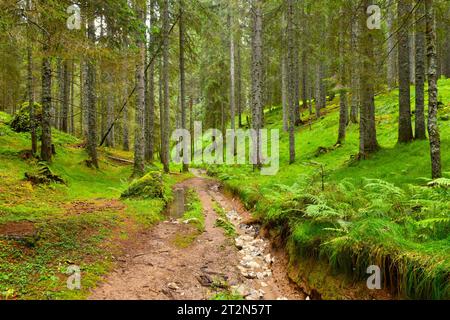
[89,171,305,300]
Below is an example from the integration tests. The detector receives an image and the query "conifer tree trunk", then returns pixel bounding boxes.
[133,1,146,176]
[61,60,69,133]
[359,0,379,157]
[27,46,37,155]
[251,0,263,168]
[425,0,442,179]
[337,8,348,145]
[286,0,296,164]
[350,18,359,124]
[387,0,398,89]
[145,0,156,163]
[415,0,426,140]
[161,0,170,173]
[398,0,414,143]
[180,0,188,172]
[237,37,243,128]
[86,15,98,168]
[41,35,53,162]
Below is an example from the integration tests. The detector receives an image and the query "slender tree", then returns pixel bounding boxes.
[286,0,296,164]
[415,0,426,140]
[133,0,146,176]
[251,0,263,168]
[86,13,99,168]
[179,0,188,172]
[161,0,170,173]
[359,0,379,157]
[425,0,442,179]
[398,0,414,143]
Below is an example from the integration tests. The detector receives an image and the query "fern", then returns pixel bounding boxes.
[427,178,450,189]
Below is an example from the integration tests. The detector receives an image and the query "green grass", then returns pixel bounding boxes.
[0,114,189,299]
[206,78,450,300]
[182,188,205,231]
[212,200,236,237]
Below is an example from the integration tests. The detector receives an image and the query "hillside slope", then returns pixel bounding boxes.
[0,112,188,299]
[207,79,450,299]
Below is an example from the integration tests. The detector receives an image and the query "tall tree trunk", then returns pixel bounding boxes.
[56,58,63,129]
[122,69,130,152]
[302,51,309,116]
[387,0,398,89]
[350,18,359,124]
[70,60,75,135]
[425,0,442,179]
[61,60,69,133]
[180,0,188,172]
[281,10,288,132]
[237,37,243,128]
[41,36,52,162]
[145,0,155,163]
[133,1,146,177]
[105,71,115,147]
[398,0,414,143]
[359,0,379,157]
[251,0,263,168]
[286,0,296,164]
[415,0,426,140]
[337,9,348,145]
[161,0,170,173]
[27,46,37,155]
[315,63,323,119]
[281,46,288,132]
[86,15,98,168]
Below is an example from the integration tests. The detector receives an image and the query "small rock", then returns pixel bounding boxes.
[260,282,268,287]
[306,296,311,301]
[167,282,180,291]
[277,297,288,300]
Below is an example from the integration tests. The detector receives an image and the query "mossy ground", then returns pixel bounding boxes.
[207,78,450,300]
[0,113,190,299]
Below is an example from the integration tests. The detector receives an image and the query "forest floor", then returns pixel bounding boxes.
[90,171,305,300]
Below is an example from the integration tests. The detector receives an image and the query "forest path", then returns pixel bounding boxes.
[89,170,305,300]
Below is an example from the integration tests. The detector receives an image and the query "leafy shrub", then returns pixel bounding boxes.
[10,102,42,133]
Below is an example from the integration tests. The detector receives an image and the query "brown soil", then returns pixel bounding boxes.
[64,199,126,215]
[89,173,305,300]
[0,221,36,237]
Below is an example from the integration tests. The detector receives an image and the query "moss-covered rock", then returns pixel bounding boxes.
[121,171,165,200]
[10,102,42,133]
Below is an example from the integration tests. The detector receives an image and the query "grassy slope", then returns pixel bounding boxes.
[0,112,188,299]
[208,79,450,299]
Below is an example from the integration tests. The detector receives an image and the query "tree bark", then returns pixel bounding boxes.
[425,0,442,179]
[251,0,263,168]
[359,0,379,157]
[27,46,37,155]
[86,15,99,168]
[133,1,146,177]
[61,60,69,133]
[387,0,398,89]
[145,0,156,163]
[415,0,426,140]
[286,0,296,164]
[398,0,414,143]
[350,17,359,124]
[180,0,188,172]
[162,0,170,173]
[41,36,52,162]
